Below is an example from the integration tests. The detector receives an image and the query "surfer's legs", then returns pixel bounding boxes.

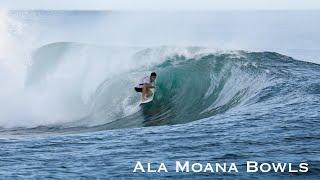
[146,88,152,97]
[142,86,152,100]
[142,86,148,100]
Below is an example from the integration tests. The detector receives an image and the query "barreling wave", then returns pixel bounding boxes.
[2,41,319,134]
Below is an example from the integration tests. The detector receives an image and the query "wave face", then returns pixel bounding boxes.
[91,50,269,130]
[2,41,319,134]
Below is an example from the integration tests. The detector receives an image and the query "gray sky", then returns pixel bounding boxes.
[1,0,320,10]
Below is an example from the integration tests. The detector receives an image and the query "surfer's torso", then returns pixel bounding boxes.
[135,76,152,88]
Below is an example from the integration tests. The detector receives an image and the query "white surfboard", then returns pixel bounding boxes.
[140,88,155,104]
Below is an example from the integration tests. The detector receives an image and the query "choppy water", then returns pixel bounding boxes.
[0,10,319,179]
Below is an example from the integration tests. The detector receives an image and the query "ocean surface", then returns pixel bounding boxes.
[0,10,319,179]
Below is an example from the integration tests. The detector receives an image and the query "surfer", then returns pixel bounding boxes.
[135,72,157,101]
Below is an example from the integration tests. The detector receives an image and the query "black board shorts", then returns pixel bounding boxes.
[135,87,143,92]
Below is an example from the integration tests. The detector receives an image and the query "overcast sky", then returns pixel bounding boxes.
[1,0,320,10]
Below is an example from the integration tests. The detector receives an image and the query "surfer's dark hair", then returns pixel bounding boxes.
[151,72,157,77]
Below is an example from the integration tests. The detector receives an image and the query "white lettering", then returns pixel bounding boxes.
[229,163,238,172]
[158,163,168,172]
[288,163,298,173]
[299,163,308,172]
[176,161,189,172]
[147,163,156,173]
[272,163,287,172]
[216,163,226,172]
[203,163,214,172]
[260,163,271,172]
[191,163,203,173]
[133,161,145,172]
[247,161,258,172]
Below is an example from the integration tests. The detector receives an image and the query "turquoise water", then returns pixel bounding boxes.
[0,11,319,179]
